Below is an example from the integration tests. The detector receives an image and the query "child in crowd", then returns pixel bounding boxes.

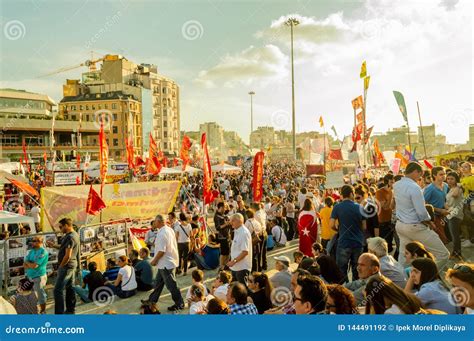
[9,278,38,314]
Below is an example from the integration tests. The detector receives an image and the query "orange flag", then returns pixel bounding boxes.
[180,135,192,170]
[351,96,364,110]
[99,117,108,191]
[86,185,106,215]
[146,157,162,175]
[149,133,159,159]
[126,135,135,171]
[201,133,214,205]
[7,178,39,198]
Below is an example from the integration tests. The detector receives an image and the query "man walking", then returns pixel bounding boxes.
[148,214,184,311]
[393,162,449,265]
[227,213,252,285]
[47,218,79,314]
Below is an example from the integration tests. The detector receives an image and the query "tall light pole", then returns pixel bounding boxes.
[285,17,299,160]
[248,91,255,133]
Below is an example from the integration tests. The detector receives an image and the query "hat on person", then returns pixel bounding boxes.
[274,255,291,267]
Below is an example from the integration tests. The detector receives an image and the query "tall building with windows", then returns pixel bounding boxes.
[0,88,100,161]
[58,54,180,159]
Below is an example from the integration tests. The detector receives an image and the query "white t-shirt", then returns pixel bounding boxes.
[245,218,262,237]
[145,229,158,246]
[119,265,137,291]
[230,225,252,271]
[189,300,207,315]
[153,226,179,269]
[255,209,267,232]
[30,206,40,223]
[298,192,307,209]
[175,223,192,243]
[213,284,229,301]
[272,225,287,245]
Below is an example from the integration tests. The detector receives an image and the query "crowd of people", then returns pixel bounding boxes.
[1,159,473,315]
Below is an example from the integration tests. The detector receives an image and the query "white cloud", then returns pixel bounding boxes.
[195,0,472,144]
[194,44,288,88]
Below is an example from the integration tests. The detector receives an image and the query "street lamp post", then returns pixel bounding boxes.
[248,91,255,133]
[285,17,299,160]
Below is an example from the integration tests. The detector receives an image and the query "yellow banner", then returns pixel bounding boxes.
[40,181,181,232]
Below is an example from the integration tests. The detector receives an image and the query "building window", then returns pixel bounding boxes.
[115,151,121,157]
[164,142,168,149]
[85,114,90,121]
[72,105,76,110]
[85,105,89,110]
[163,121,167,127]
[79,105,83,110]
[113,114,117,121]
[113,139,119,146]
[112,126,118,134]
[92,104,95,110]
[112,103,117,110]
[105,104,108,109]
[98,104,101,109]
[164,132,168,138]
[71,115,77,120]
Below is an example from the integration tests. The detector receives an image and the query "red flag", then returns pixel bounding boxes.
[43,151,47,165]
[135,156,145,167]
[22,140,29,172]
[351,123,363,152]
[201,133,215,205]
[163,156,169,168]
[86,185,106,215]
[180,135,192,170]
[149,133,159,159]
[146,157,162,175]
[173,158,179,167]
[76,153,81,169]
[328,149,343,161]
[126,135,135,170]
[252,151,265,202]
[424,159,433,169]
[372,138,385,167]
[363,126,374,144]
[99,117,109,191]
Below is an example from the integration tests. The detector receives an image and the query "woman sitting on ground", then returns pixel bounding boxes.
[326,284,357,314]
[106,256,137,299]
[248,272,274,314]
[365,275,425,314]
[316,255,345,284]
[404,241,435,276]
[206,297,230,314]
[405,258,461,314]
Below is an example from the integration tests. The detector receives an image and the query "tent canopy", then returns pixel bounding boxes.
[172,166,202,174]
[211,163,242,173]
[160,167,183,175]
[0,210,36,233]
[0,170,28,186]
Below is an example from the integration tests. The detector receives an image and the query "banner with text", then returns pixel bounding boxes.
[40,181,181,232]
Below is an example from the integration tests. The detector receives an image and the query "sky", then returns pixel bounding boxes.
[0,0,472,144]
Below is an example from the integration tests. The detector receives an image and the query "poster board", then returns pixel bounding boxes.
[325,170,345,189]
[4,233,58,294]
[79,221,127,259]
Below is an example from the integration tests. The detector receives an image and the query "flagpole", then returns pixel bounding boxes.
[323,126,327,175]
[406,120,413,153]
[417,101,428,159]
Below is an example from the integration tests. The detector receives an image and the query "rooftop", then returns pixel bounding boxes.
[0,88,56,105]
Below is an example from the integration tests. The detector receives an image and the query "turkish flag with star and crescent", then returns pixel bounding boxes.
[297,211,318,257]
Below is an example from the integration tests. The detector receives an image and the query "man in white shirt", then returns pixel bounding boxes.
[226,213,252,285]
[252,202,268,271]
[148,214,184,311]
[175,212,192,275]
[30,203,41,231]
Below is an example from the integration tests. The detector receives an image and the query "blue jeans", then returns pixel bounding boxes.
[54,266,77,314]
[73,285,91,303]
[336,247,363,282]
[148,268,183,306]
[31,275,48,305]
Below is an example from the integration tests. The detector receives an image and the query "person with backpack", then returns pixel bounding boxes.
[268,217,287,247]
